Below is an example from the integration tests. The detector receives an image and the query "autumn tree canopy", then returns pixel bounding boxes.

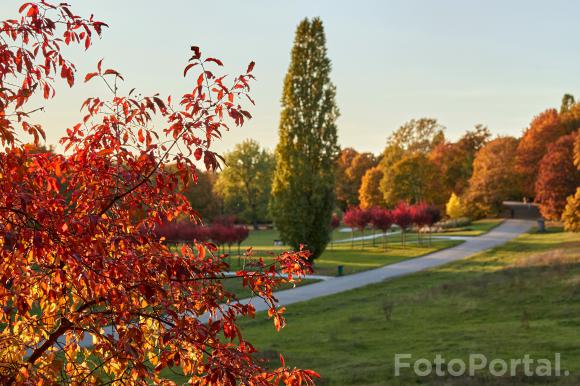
[446,192,466,219]
[465,136,522,217]
[562,188,580,232]
[380,152,446,207]
[386,118,445,155]
[271,17,339,260]
[429,125,491,196]
[170,167,222,221]
[214,139,274,229]
[515,109,564,198]
[535,132,580,220]
[335,148,377,209]
[359,165,385,209]
[0,2,316,384]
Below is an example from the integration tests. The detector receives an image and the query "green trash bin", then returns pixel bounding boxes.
[337,265,344,276]
[537,218,545,233]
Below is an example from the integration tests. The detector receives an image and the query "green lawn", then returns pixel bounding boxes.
[237,227,580,385]
[223,236,461,277]
[240,227,391,247]
[436,218,504,237]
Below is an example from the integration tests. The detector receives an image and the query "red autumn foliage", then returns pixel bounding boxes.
[343,206,372,247]
[369,207,393,232]
[392,202,413,230]
[515,109,566,198]
[213,214,238,226]
[411,202,441,228]
[235,226,250,245]
[425,204,443,226]
[410,202,432,228]
[535,132,580,220]
[343,206,371,231]
[330,213,341,229]
[392,202,413,246]
[0,2,317,384]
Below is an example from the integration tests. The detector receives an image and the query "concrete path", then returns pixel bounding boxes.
[67,219,531,345]
[214,219,533,317]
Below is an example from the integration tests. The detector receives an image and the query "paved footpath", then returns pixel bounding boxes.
[224,219,533,316]
[69,219,532,345]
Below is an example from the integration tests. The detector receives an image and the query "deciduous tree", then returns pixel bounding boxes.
[170,166,221,221]
[562,188,580,232]
[429,125,491,195]
[343,207,371,248]
[515,109,565,198]
[359,165,385,209]
[369,207,393,249]
[465,137,522,217]
[392,202,413,247]
[214,139,274,229]
[535,132,580,220]
[0,2,316,384]
[386,118,445,155]
[271,17,339,260]
[335,149,376,209]
[446,193,466,220]
[380,152,446,207]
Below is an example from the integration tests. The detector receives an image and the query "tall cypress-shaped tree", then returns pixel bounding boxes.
[271,17,339,260]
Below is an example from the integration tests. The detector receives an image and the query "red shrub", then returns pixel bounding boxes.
[370,207,393,232]
[343,207,371,231]
[330,213,341,229]
[392,202,413,230]
[234,226,250,245]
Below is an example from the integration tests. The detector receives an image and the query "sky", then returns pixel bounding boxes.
[3,0,580,155]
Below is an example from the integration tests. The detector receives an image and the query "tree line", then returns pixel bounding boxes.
[189,93,580,241]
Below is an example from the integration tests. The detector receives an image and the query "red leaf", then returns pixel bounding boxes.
[205,58,223,66]
[304,369,321,378]
[18,3,31,13]
[194,148,202,161]
[43,83,50,99]
[104,69,124,80]
[183,63,197,77]
[190,46,201,60]
[84,72,98,82]
[26,4,38,17]
[246,61,255,74]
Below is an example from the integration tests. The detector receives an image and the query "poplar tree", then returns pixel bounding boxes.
[271,17,339,260]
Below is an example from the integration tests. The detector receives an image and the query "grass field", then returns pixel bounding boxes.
[436,218,504,237]
[237,227,580,385]
[219,232,461,277]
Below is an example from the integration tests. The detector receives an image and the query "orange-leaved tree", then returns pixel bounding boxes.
[535,132,580,220]
[0,2,317,384]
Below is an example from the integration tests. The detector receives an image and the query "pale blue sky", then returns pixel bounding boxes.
[3,0,579,154]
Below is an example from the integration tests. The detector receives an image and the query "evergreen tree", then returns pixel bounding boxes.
[271,17,339,260]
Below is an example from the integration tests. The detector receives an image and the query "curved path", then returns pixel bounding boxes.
[65,220,532,347]
[226,219,533,316]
